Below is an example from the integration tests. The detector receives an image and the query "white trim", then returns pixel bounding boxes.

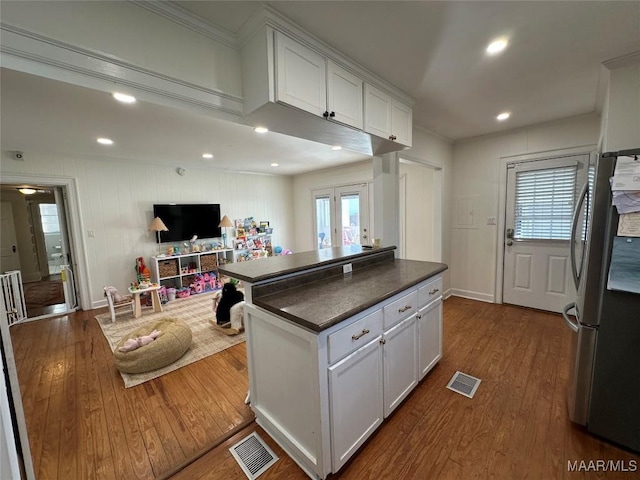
[413,124,453,144]
[603,50,640,70]
[443,288,453,300]
[449,289,494,303]
[0,303,36,480]
[495,145,596,304]
[398,174,406,258]
[0,23,243,119]
[1,174,91,312]
[131,0,238,49]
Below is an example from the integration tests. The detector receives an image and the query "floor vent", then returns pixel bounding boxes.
[229,432,279,480]
[447,371,481,398]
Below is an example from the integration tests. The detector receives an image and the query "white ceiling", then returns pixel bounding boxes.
[1,1,639,177]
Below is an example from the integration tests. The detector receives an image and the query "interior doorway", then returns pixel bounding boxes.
[0,184,78,320]
[398,158,443,262]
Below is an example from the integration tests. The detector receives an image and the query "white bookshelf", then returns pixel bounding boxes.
[150,249,233,289]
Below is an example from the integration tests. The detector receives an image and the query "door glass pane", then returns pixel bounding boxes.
[514,165,577,240]
[315,196,331,249]
[341,194,360,245]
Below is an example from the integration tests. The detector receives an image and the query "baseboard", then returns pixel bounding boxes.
[449,289,495,303]
[443,288,453,300]
[21,272,42,283]
[92,299,108,310]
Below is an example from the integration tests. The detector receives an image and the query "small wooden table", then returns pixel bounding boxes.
[128,284,163,318]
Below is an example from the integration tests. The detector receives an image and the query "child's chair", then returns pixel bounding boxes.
[103,286,133,323]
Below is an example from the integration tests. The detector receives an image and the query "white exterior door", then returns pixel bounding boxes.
[503,155,589,313]
[313,184,370,249]
[0,202,21,273]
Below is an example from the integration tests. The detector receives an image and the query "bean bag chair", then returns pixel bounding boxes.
[114,317,192,374]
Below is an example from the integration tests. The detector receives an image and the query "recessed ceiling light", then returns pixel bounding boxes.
[254,127,269,134]
[271,163,279,167]
[202,153,214,159]
[18,188,36,195]
[331,145,342,151]
[486,38,508,56]
[112,92,136,104]
[97,137,114,145]
[496,112,511,121]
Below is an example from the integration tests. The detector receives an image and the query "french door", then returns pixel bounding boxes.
[313,184,369,249]
[503,155,589,312]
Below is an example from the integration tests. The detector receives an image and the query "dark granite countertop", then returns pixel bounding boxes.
[252,258,447,332]
[218,244,396,283]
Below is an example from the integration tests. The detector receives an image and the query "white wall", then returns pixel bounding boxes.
[450,113,600,302]
[603,62,640,151]
[1,151,294,309]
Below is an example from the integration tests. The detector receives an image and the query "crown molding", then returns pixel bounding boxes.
[413,124,453,144]
[0,23,243,118]
[130,0,238,50]
[603,50,640,70]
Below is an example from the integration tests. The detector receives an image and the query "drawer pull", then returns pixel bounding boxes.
[398,305,412,313]
[429,288,440,295]
[352,329,370,341]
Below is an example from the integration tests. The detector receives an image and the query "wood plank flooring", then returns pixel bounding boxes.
[172,297,640,480]
[10,306,253,480]
[10,296,638,479]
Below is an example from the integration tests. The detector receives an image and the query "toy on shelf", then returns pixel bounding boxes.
[135,257,151,283]
[177,288,190,299]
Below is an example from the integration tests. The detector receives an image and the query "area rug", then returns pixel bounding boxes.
[23,280,64,307]
[95,291,245,388]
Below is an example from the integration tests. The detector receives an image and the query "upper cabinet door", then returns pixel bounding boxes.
[364,84,392,139]
[327,61,363,130]
[391,101,412,147]
[275,32,326,117]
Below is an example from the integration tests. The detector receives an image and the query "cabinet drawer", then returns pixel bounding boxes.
[328,310,382,364]
[417,276,443,308]
[383,290,417,330]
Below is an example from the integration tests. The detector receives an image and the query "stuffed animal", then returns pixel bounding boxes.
[104,286,130,303]
[215,282,244,325]
[118,329,162,353]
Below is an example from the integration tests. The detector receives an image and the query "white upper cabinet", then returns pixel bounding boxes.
[275,32,363,130]
[365,84,412,147]
[275,32,327,117]
[327,61,363,130]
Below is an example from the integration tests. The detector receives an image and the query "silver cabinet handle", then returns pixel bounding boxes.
[380,338,387,345]
[398,305,412,313]
[352,329,370,341]
[429,288,440,295]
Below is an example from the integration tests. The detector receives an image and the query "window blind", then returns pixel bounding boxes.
[514,165,577,240]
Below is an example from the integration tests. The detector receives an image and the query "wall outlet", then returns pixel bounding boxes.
[87,229,96,238]
[343,263,352,274]
[487,217,497,225]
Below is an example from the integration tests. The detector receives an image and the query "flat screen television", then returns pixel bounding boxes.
[153,204,221,243]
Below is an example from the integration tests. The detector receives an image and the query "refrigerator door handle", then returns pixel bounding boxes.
[562,302,579,333]
[570,182,589,289]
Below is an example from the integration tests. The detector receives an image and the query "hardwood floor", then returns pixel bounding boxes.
[172,297,640,480]
[10,307,253,480]
[10,297,638,479]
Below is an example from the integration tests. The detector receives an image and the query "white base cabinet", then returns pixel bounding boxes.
[244,273,442,479]
[329,337,383,472]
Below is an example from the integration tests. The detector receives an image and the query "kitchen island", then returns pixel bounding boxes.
[218,246,447,479]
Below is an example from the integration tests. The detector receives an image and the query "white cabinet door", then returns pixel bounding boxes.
[383,315,418,417]
[391,100,413,147]
[329,337,383,472]
[364,83,392,139]
[417,300,442,380]
[327,61,363,130]
[275,32,326,117]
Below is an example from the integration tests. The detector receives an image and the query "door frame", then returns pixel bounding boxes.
[495,144,596,304]
[1,174,90,311]
[398,153,443,262]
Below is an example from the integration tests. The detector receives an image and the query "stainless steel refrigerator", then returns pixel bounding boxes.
[563,147,640,452]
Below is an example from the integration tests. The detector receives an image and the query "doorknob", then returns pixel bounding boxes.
[12,245,16,253]
[506,228,514,246]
